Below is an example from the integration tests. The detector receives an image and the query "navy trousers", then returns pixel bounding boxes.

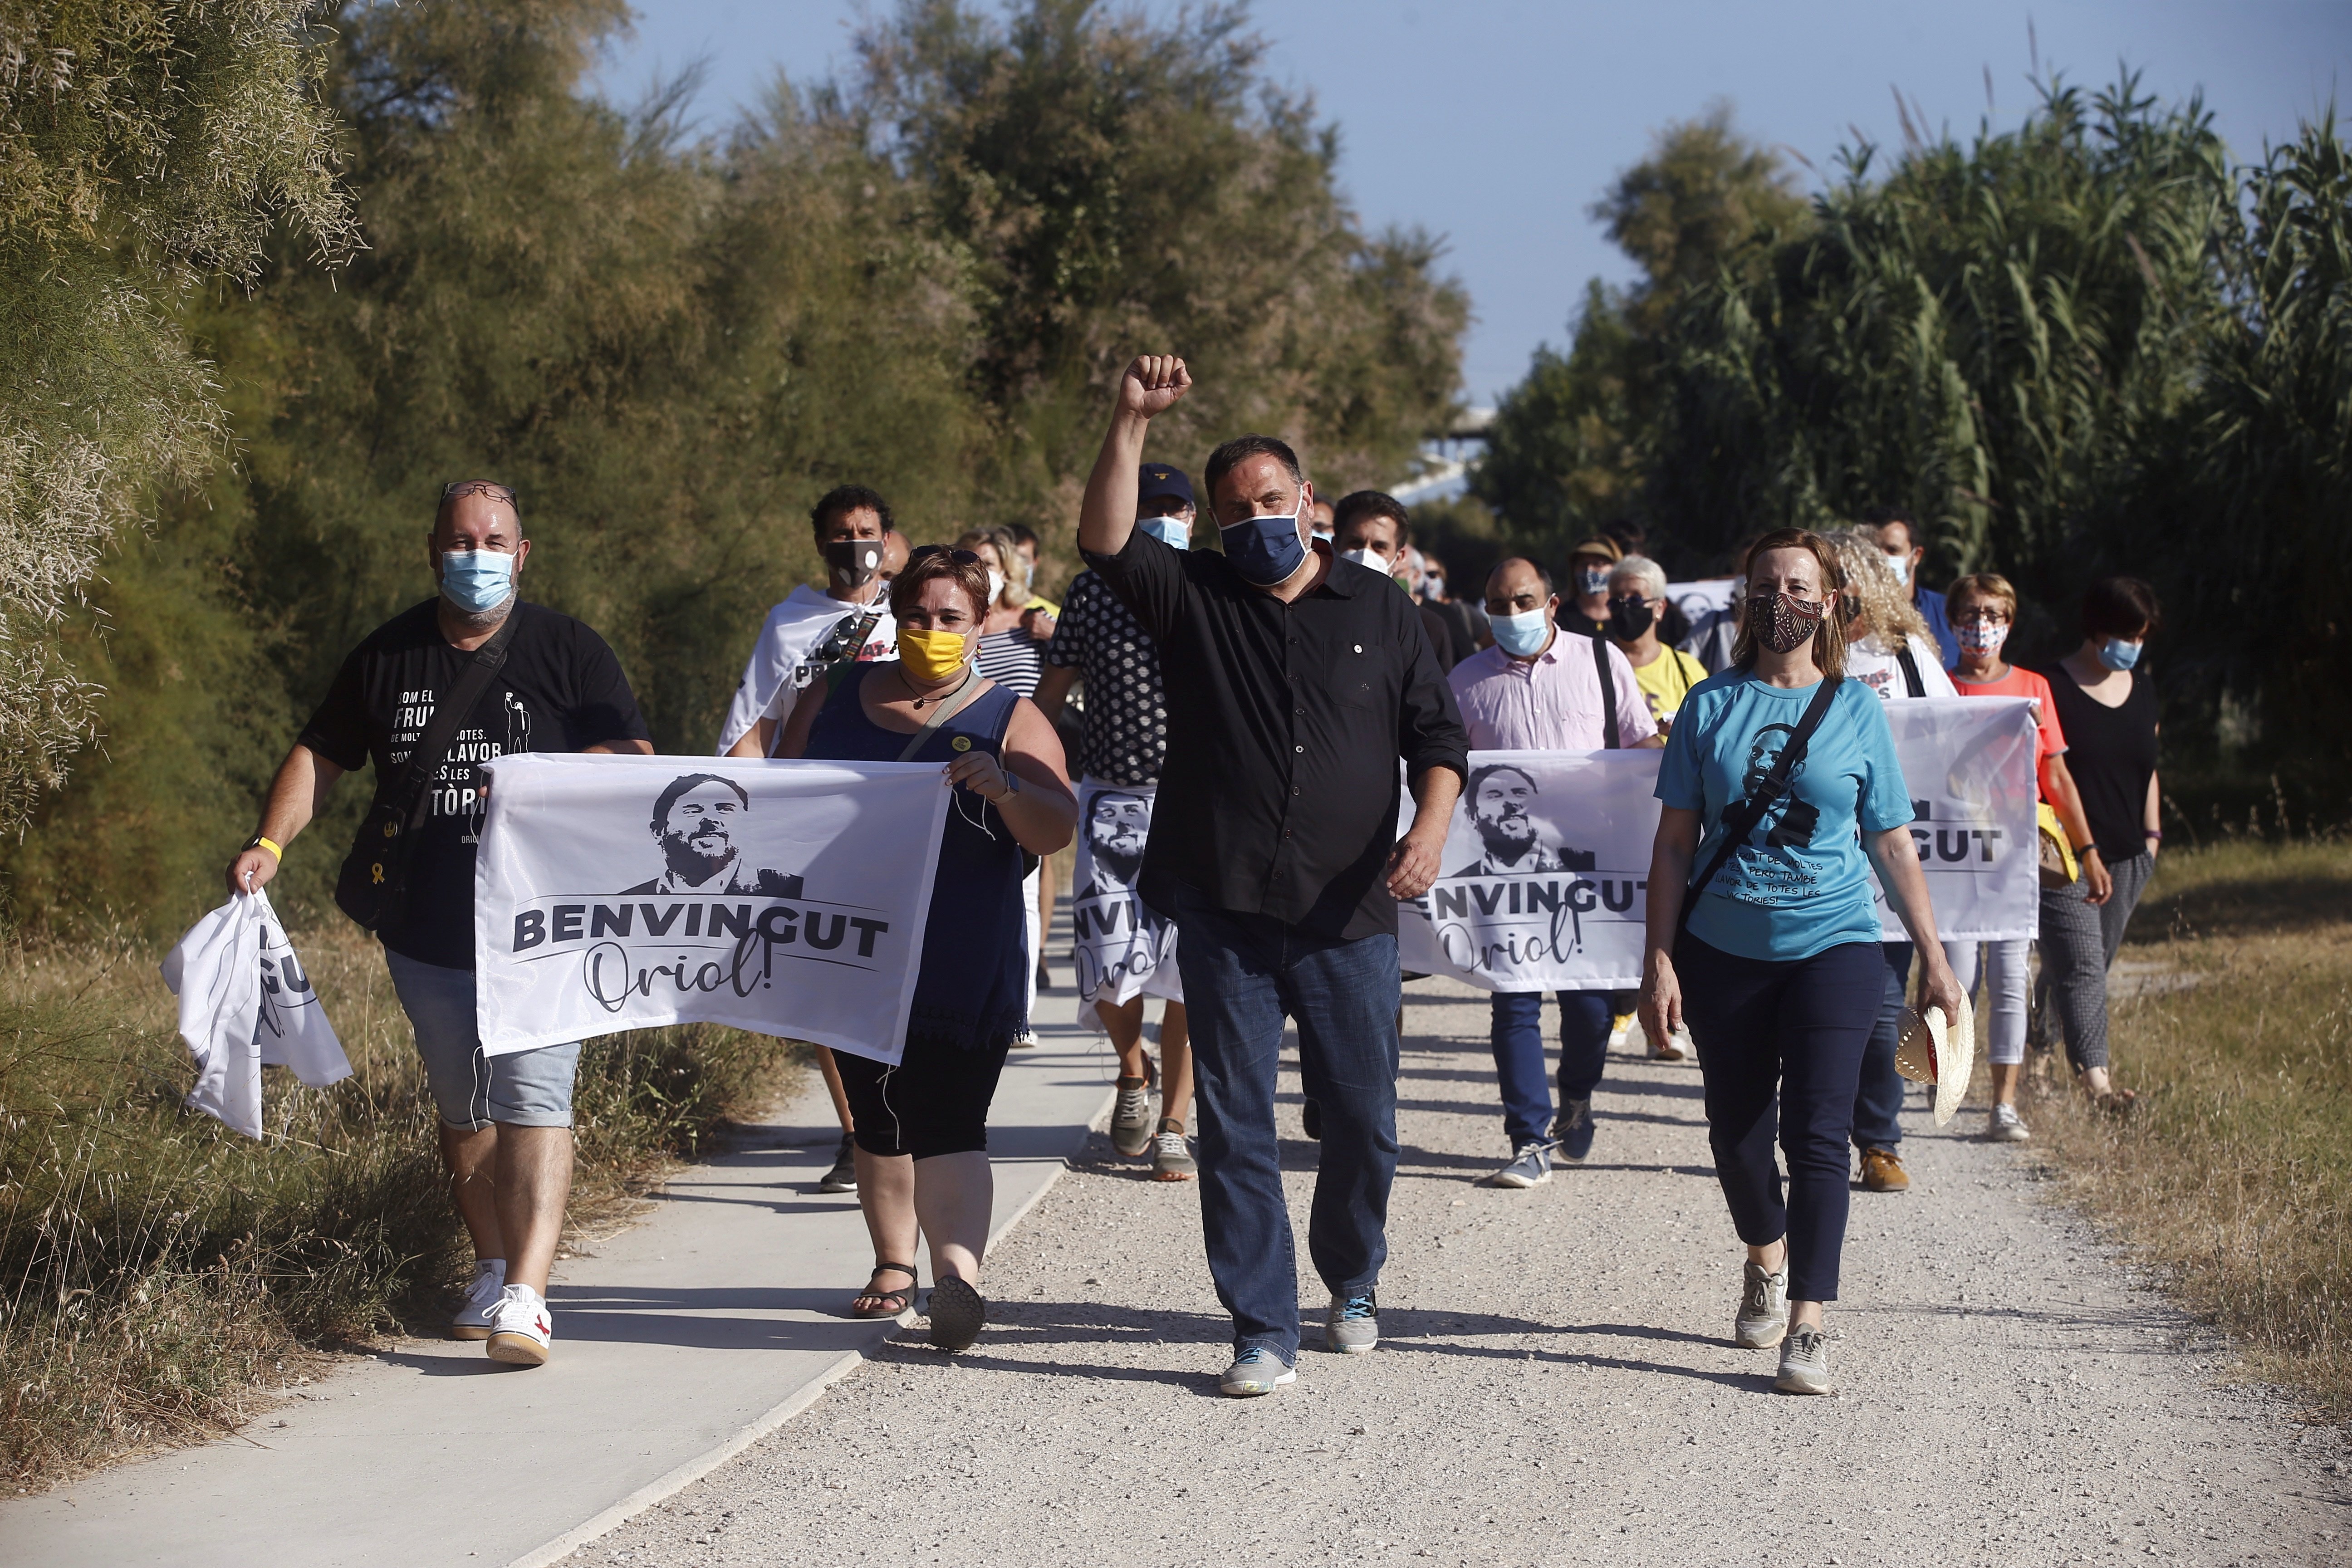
[1675,933,1883,1303]
[1849,941,1913,1151]
[1488,990,1612,1147]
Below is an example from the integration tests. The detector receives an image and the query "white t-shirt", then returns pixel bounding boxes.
[715,584,898,754]
[1846,633,1958,702]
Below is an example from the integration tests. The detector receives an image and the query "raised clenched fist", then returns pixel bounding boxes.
[1118,355,1191,419]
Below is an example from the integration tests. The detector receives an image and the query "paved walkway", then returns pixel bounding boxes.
[564,979,2349,1568]
[0,980,1122,1568]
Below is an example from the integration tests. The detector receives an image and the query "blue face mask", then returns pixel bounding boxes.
[2098,637,2142,672]
[1218,510,1306,587]
[1491,606,1552,657]
[1138,516,1190,550]
[440,549,515,614]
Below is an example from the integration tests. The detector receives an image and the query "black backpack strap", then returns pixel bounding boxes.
[1675,676,1842,936]
[1896,643,1925,699]
[390,611,520,834]
[1592,632,1619,750]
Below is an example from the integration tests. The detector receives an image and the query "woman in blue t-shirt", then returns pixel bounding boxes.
[1639,529,1963,1397]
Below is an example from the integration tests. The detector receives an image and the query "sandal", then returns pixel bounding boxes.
[850,1262,918,1319]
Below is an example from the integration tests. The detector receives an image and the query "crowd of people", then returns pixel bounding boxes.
[220,354,2166,1401]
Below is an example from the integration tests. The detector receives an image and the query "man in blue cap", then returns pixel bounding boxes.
[1036,463,1197,1182]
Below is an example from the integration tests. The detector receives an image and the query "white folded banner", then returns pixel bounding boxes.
[474,755,948,1064]
[1068,778,1181,1028]
[1399,696,2040,992]
[162,890,351,1139]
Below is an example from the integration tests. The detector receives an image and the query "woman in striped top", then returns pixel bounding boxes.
[959,525,1062,996]
[958,526,1056,696]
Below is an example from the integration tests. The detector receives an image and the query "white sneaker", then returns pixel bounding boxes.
[1648,1029,1693,1062]
[1988,1102,2032,1142]
[485,1284,553,1367]
[450,1259,506,1341]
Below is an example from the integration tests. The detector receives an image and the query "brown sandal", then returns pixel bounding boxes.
[850,1263,917,1319]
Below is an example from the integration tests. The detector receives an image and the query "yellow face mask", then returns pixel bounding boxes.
[896,626,969,682]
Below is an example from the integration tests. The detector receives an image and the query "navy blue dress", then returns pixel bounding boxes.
[804,665,1032,1159]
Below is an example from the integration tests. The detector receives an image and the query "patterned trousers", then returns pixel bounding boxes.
[2032,850,2153,1071]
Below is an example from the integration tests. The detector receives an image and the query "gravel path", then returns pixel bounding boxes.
[565,978,2348,1568]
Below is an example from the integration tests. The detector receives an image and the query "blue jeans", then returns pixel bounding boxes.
[1489,991,1612,1147]
[1850,942,1912,1151]
[1170,883,1401,1364]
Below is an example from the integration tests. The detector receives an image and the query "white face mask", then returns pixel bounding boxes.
[986,568,1007,605]
[1884,552,1912,587]
[1339,547,1385,573]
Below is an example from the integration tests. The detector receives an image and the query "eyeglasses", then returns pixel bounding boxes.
[441,480,519,509]
[905,545,981,567]
[1955,608,2012,626]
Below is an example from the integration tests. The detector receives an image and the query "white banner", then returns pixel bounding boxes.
[1399,750,1662,990]
[1870,696,2040,942]
[473,755,948,1064]
[1068,779,1181,1026]
[1398,696,2040,991]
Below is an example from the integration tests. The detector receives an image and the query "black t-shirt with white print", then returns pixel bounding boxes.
[299,599,652,970]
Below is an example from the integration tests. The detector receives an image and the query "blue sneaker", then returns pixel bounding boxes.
[1219,1347,1296,1396]
[1552,1097,1597,1162]
[1325,1291,1379,1355]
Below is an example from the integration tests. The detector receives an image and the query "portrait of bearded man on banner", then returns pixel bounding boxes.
[1076,789,1150,898]
[622,773,806,897]
[1450,763,1596,877]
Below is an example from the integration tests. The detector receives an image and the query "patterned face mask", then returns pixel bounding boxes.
[1746,591,1826,655]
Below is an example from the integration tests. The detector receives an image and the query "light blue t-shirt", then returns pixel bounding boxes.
[1654,670,1913,962]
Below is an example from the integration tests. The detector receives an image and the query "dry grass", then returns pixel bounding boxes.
[2018,839,2352,1421]
[0,922,805,1492]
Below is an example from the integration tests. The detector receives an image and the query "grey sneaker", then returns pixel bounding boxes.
[1151,1120,1196,1181]
[1988,1102,2032,1142]
[1110,1075,1153,1156]
[1774,1325,1835,1395]
[818,1132,858,1193]
[1325,1291,1378,1355]
[1489,1139,1554,1188]
[1735,1260,1789,1349]
[1220,1347,1296,1396]
[1551,1097,1596,1162]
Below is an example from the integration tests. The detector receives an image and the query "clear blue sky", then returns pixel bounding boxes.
[595,1,2350,402]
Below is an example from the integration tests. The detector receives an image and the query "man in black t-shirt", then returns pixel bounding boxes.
[225,480,652,1371]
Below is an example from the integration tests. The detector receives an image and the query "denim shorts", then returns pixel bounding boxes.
[383,947,582,1130]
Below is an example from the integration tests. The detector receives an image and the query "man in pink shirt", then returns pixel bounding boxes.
[1446,557,1662,1187]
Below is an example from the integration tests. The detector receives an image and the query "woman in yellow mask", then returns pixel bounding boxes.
[776,544,1078,1352]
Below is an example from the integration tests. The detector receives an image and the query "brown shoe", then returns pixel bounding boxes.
[1859,1146,1911,1193]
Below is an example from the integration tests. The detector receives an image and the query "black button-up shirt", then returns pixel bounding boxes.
[1084,530,1470,940]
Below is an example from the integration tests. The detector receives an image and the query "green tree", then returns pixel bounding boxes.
[839,0,1466,504]
[1475,105,1803,561]
[0,0,354,834]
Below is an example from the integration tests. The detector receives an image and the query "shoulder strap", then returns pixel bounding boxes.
[388,611,521,833]
[1676,676,1842,934]
[1592,632,1619,750]
[1896,644,1925,699]
[895,665,986,763]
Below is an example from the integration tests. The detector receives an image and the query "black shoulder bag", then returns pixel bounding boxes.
[334,613,521,932]
[1591,632,1620,750]
[1894,644,1926,698]
[1673,676,1841,938]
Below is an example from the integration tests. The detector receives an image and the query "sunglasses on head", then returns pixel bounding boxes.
[905,545,981,567]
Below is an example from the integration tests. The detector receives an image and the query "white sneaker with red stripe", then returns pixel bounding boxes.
[450,1259,506,1341]
[485,1284,553,1367]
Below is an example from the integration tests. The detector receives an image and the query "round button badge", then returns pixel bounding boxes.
[951,735,973,752]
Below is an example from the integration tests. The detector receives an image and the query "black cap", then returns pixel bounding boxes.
[1139,463,1194,507]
